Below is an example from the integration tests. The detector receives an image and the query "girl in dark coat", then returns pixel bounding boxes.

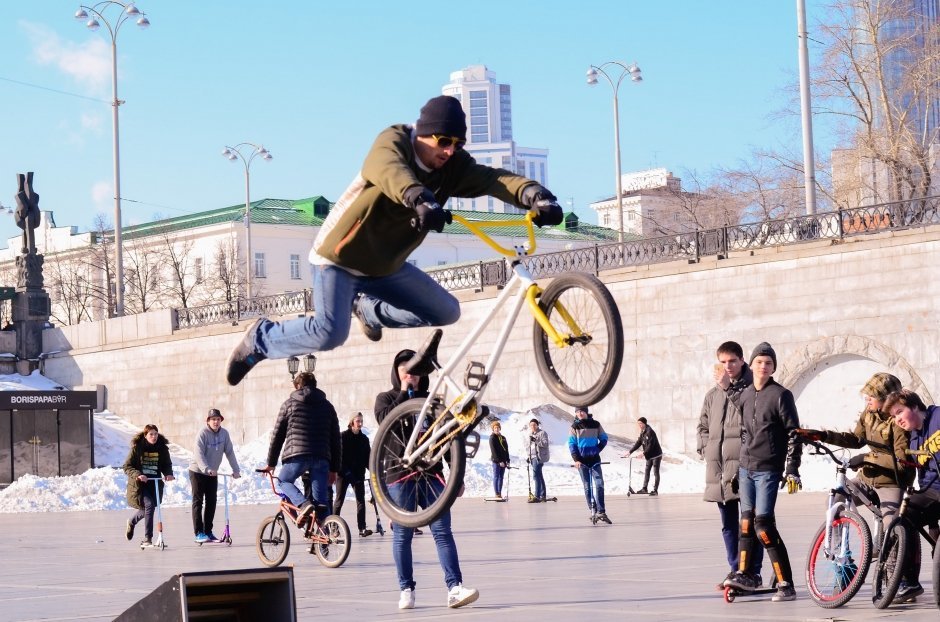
[123,424,175,547]
[489,421,510,498]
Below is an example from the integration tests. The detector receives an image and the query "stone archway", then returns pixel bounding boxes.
[778,335,931,400]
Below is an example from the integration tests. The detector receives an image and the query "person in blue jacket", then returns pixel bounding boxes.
[569,406,611,524]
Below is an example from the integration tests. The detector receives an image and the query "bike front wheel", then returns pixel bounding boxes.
[256,514,290,567]
[315,515,351,568]
[805,510,872,608]
[533,272,623,406]
[369,398,466,529]
[872,521,908,608]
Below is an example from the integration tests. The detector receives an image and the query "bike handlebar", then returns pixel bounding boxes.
[412,210,538,257]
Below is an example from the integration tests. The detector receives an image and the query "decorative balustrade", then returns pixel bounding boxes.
[173,197,940,329]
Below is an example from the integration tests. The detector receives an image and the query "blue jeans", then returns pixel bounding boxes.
[531,459,546,499]
[577,462,605,512]
[277,457,329,521]
[492,463,506,496]
[259,263,461,358]
[389,478,462,591]
[737,468,781,516]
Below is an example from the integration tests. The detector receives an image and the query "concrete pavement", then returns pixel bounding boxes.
[0,491,936,621]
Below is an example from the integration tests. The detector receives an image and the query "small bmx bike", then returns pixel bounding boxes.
[254,469,351,568]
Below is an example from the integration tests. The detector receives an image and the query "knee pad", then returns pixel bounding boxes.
[754,514,779,547]
[740,510,755,537]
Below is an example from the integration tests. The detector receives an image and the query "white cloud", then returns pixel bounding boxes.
[91,181,112,210]
[80,112,104,133]
[19,20,111,94]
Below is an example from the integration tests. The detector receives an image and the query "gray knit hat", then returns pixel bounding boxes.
[749,342,777,369]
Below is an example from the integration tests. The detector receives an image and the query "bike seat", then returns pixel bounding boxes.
[404,329,442,377]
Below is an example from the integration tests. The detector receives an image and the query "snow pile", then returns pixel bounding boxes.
[0,371,840,513]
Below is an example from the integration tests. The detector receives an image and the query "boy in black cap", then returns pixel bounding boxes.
[625,416,663,495]
[725,342,803,602]
[188,409,240,543]
[226,95,564,386]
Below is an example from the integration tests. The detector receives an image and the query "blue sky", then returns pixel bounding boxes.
[0,0,832,245]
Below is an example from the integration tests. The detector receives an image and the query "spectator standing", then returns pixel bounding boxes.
[527,419,550,503]
[697,341,764,588]
[189,408,241,543]
[489,421,510,499]
[334,412,373,537]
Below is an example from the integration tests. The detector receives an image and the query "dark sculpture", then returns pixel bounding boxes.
[15,172,40,255]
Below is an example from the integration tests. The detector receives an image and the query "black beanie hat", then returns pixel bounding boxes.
[415,95,467,140]
[749,342,777,369]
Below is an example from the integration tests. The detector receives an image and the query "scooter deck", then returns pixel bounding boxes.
[722,585,778,603]
[484,497,507,502]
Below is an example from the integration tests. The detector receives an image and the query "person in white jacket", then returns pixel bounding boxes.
[188,409,240,543]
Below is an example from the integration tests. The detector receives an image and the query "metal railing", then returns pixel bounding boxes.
[172,197,940,329]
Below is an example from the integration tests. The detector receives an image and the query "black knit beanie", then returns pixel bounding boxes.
[415,95,467,139]
[749,342,777,369]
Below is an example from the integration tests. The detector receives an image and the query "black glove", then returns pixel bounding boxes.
[414,202,451,233]
[530,435,537,443]
[403,185,436,209]
[848,454,867,470]
[520,184,563,228]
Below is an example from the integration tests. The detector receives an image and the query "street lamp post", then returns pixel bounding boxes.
[587,61,642,244]
[74,2,150,317]
[221,143,273,300]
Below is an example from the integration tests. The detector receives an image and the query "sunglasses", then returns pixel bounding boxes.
[431,134,466,150]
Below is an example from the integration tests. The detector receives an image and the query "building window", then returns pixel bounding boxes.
[290,254,301,279]
[603,213,610,226]
[501,155,511,169]
[254,252,266,278]
[194,257,203,283]
[469,90,488,143]
[539,162,546,185]
[629,211,636,221]
[488,196,494,212]
[528,162,536,179]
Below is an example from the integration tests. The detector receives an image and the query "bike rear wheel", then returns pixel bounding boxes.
[533,272,623,406]
[315,515,351,568]
[872,521,907,608]
[369,398,466,528]
[805,510,872,608]
[256,514,290,567]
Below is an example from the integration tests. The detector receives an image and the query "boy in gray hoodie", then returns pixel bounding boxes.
[189,408,240,543]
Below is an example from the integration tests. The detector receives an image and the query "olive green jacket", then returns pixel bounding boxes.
[313,124,537,276]
[822,409,914,488]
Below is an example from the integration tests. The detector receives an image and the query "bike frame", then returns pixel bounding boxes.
[397,213,582,470]
[259,470,330,544]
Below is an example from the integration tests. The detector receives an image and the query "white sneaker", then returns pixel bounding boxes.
[447,584,479,609]
[398,589,415,609]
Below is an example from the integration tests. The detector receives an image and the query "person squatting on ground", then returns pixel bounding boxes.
[697,340,764,588]
[189,408,241,543]
[225,95,564,386]
[884,389,940,603]
[625,417,663,495]
[261,371,341,528]
[527,418,551,502]
[489,420,510,498]
[374,349,478,610]
[123,424,175,548]
[796,373,917,599]
[334,412,373,537]
[569,406,611,523]
[725,342,803,602]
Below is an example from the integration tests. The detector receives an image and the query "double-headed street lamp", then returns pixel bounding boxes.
[74,2,150,317]
[221,143,273,300]
[586,61,642,244]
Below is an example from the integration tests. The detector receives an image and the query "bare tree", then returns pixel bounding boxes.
[81,214,116,318]
[152,226,200,309]
[122,235,162,314]
[208,238,245,303]
[44,251,96,325]
[814,0,940,204]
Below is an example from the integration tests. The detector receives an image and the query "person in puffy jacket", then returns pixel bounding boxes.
[225,95,564,387]
[261,372,341,527]
[123,424,175,548]
[489,421,510,499]
[569,407,610,523]
[626,417,663,495]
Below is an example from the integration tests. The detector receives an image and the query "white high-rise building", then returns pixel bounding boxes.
[441,65,549,213]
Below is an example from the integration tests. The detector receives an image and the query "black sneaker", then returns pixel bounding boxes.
[297,501,315,525]
[414,527,423,535]
[636,488,649,494]
[352,294,382,342]
[225,318,268,385]
[649,490,658,496]
[359,529,373,538]
[893,581,924,603]
[139,538,153,549]
[125,519,134,541]
[717,571,736,591]
[771,581,797,602]
[596,512,612,524]
[727,571,760,592]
